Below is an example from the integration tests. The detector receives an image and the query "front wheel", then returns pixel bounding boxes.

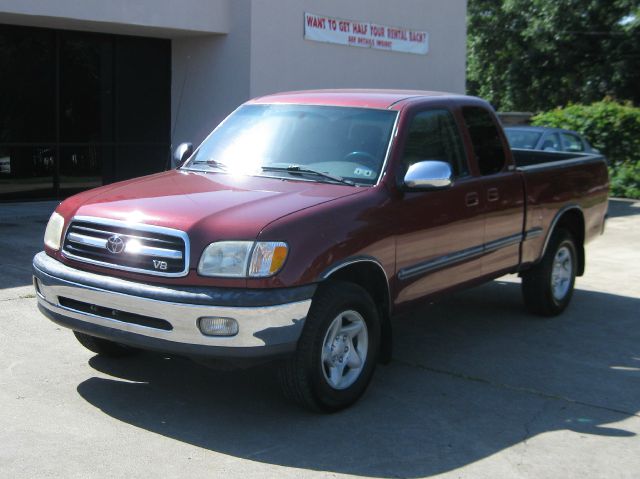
[278,281,381,412]
[522,229,577,316]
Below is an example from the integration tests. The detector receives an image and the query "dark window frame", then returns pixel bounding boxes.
[461,106,507,176]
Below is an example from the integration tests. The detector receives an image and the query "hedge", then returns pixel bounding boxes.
[532,100,640,199]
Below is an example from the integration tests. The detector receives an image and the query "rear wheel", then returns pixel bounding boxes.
[278,281,381,412]
[73,331,139,358]
[522,229,577,316]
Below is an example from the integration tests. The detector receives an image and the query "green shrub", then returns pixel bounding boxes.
[609,162,640,199]
[532,100,640,198]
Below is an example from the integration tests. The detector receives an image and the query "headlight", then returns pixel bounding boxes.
[44,212,65,251]
[198,241,288,278]
[198,241,253,277]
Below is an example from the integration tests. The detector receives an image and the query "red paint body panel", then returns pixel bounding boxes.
[54,169,366,287]
[249,89,465,110]
[392,176,486,303]
[48,90,609,313]
[519,159,609,266]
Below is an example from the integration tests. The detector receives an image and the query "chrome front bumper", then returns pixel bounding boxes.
[33,252,314,358]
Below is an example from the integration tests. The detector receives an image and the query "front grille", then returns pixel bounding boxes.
[62,216,189,277]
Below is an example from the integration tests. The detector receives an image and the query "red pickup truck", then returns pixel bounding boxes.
[33,90,608,412]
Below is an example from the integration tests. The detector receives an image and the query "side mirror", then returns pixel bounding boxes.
[172,142,193,168]
[403,160,453,190]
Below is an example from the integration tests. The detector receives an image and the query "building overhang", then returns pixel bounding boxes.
[0,0,229,37]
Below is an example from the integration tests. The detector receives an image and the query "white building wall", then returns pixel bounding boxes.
[171,1,252,147]
[249,0,467,98]
[0,0,467,148]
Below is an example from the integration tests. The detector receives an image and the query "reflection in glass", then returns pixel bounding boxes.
[186,105,397,185]
[115,146,168,182]
[60,33,113,142]
[116,36,170,143]
[0,26,56,143]
[59,146,107,196]
[0,147,56,200]
[0,24,170,201]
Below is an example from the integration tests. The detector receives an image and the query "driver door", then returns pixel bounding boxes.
[394,108,486,305]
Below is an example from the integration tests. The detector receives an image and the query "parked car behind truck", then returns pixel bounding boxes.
[34,90,608,412]
[505,126,598,153]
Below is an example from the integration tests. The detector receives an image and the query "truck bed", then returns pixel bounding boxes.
[513,148,609,268]
[512,148,607,170]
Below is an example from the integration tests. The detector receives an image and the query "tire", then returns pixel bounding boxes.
[522,229,577,316]
[278,280,381,412]
[73,331,139,358]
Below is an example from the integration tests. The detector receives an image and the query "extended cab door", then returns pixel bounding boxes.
[460,106,524,276]
[394,107,486,304]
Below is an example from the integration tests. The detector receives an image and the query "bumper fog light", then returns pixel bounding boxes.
[198,317,239,337]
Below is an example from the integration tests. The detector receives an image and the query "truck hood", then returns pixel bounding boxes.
[61,170,365,244]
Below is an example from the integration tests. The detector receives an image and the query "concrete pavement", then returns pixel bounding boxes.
[0,199,638,478]
[0,201,58,301]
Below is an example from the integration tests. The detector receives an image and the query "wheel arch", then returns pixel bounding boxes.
[319,257,393,363]
[541,205,586,276]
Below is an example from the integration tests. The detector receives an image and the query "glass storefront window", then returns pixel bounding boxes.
[60,33,114,143]
[0,26,56,144]
[59,146,109,197]
[0,24,170,201]
[0,146,56,200]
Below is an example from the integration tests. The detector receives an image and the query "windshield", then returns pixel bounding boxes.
[183,104,397,185]
[505,129,542,150]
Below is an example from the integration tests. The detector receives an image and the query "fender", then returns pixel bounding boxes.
[319,255,393,363]
[538,204,586,274]
[320,255,389,282]
[319,255,392,312]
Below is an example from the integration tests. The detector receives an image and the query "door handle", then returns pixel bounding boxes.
[465,192,479,207]
[487,188,499,202]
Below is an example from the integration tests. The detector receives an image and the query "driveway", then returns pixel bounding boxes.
[0,199,638,478]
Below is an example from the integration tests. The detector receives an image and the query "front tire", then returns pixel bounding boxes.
[278,281,381,412]
[522,229,577,316]
[73,331,139,358]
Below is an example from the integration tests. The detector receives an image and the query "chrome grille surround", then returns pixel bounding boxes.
[62,216,190,277]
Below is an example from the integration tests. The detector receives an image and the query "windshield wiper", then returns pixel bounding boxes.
[261,165,355,186]
[188,159,228,170]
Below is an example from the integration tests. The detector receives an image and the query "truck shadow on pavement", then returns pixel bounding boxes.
[76,280,640,478]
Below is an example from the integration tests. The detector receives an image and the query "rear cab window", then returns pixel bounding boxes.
[401,109,468,177]
[461,106,507,175]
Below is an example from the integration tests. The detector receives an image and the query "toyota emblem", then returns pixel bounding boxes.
[106,234,125,254]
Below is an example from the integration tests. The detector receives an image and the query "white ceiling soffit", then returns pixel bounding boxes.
[0,0,230,37]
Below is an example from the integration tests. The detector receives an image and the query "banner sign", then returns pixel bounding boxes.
[304,12,429,56]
